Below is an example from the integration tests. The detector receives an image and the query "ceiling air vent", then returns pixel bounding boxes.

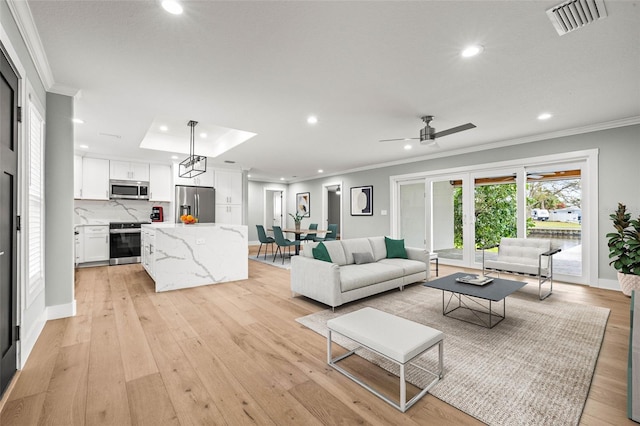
[546,0,607,36]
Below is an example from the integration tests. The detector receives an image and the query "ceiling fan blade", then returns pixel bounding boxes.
[379,137,420,142]
[432,123,476,138]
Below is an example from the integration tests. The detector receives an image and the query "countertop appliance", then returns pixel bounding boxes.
[110,179,149,200]
[150,206,164,222]
[109,221,148,265]
[175,185,215,223]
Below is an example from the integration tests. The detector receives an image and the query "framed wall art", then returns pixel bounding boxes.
[296,192,310,217]
[350,186,373,216]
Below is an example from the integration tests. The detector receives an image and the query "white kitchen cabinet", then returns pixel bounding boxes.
[216,204,242,225]
[214,170,243,205]
[74,155,83,199]
[110,160,150,181]
[80,158,110,200]
[149,164,172,202]
[82,225,110,262]
[214,170,243,225]
[173,163,215,187]
[141,227,156,278]
[75,227,84,264]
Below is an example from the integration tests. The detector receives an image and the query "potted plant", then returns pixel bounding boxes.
[289,212,305,231]
[607,202,640,296]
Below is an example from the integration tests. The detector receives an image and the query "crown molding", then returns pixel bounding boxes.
[49,84,81,98]
[7,0,54,89]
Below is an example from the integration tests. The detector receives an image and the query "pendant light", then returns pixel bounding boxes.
[179,120,207,178]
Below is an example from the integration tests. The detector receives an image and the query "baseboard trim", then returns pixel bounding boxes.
[597,278,621,292]
[18,309,48,369]
[47,299,77,320]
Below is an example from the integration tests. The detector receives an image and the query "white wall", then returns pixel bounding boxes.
[45,93,75,314]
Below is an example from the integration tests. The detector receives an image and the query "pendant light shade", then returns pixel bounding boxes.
[179,120,207,178]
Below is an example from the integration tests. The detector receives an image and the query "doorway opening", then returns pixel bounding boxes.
[263,189,284,229]
[322,182,342,240]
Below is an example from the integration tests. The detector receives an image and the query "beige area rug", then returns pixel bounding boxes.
[296,284,610,426]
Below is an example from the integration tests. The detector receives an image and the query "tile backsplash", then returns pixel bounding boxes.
[74,199,172,224]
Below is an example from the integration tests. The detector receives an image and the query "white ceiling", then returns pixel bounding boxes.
[25,0,640,182]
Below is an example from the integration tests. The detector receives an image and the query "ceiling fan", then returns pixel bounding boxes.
[380,115,476,145]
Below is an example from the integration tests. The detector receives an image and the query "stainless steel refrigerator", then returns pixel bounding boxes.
[175,185,216,223]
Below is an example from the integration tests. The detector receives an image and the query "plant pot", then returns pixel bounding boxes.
[618,272,640,297]
[295,222,301,231]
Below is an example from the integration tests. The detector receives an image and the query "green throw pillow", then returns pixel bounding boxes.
[312,242,333,263]
[385,237,408,259]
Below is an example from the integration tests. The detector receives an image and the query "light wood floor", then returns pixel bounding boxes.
[0,251,634,425]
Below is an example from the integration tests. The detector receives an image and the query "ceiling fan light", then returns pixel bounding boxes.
[461,45,483,58]
[162,0,183,15]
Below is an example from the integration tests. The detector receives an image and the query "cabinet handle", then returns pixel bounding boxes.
[150,244,154,254]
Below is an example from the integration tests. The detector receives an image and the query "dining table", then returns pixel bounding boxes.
[279,228,331,255]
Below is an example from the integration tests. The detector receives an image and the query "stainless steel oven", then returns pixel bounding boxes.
[109,222,147,265]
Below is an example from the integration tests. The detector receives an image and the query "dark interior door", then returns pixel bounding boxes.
[0,48,19,398]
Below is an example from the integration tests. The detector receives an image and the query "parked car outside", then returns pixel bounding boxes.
[531,208,550,221]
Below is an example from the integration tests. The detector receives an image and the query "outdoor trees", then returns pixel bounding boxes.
[454,184,524,248]
[527,179,581,210]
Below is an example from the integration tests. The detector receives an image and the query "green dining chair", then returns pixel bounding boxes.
[272,226,301,264]
[256,225,275,259]
[301,223,318,243]
[315,223,338,242]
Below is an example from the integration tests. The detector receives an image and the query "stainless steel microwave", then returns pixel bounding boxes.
[109,179,149,200]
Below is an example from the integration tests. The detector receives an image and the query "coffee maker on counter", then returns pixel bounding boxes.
[150,206,164,222]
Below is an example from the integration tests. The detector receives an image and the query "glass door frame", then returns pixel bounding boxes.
[390,149,598,286]
[397,179,427,249]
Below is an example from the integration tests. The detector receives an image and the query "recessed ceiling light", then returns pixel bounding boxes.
[171,155,179,160]
[160,125,168,132]
[280,177,285,181]
[307,116,318,124]
[72,118,84,124]
[247,174,252,178]
[404,144,412,150]
[161,0,183,15]
[318,169,324,173]
[461,45,484,58]
[537,112,553,120]
[79,144,89,149]
[200,132,207,138]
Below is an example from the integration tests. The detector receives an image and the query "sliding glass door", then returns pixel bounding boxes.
[398,181,426,248]
[429,174,470,267]
[394,155,591,284]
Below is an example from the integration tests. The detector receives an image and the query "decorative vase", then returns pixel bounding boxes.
[618,272,640,297]
[295,222,301,231]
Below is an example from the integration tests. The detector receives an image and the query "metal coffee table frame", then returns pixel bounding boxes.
[425,272,526,329]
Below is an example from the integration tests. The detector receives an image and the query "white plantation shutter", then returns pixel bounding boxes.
[28,101,45,304]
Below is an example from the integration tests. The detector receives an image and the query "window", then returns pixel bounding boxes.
[27,100,45,305]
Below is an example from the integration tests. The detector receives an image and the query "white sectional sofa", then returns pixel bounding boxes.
[291,236,430,308]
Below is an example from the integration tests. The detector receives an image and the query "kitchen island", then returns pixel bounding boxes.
[141,222,248,292]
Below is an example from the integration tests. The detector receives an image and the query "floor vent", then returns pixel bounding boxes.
[546,0,607,36]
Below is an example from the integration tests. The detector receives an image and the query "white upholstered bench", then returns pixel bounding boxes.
[327,307,444,412]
